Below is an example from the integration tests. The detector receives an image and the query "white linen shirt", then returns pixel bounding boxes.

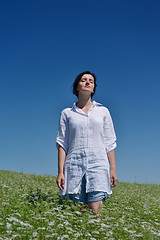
[56,101,117,196]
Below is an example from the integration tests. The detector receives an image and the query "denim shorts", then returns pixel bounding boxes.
[63,174,110,204]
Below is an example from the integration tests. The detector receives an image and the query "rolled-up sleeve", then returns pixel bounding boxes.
[103,109,117,153]
[56,110,69,153]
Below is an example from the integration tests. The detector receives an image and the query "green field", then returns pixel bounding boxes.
[0,170,160,239]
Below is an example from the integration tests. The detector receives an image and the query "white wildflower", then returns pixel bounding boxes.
[46,233,58,238]
[63,220,69,225]
[123,227,136,233]
[154,222,160,226]
[63,235,69,239]
[119,218,125,223]
[74,232,81,237]
[49,221,55,226]
[11,234,21,238]
[75,211,81,215]
[88,219,96,223]
[92,231,100,234]
[35,217,46,220]
[2,202,10,206]
[17,227,25,230]
[151,230,160,236]
[6,223,12,229]
[57,224,64,228]
[105,230,113,236]
[37,227,46,230]
[125,206,134,210]
[64,212,73,216]
[101,223,111,228]
[92,218,101,223]
[7,217,32,228]
[85,232,91,236]
[33,231,38,237]
[14,213,21,217]
[134,233,143,237]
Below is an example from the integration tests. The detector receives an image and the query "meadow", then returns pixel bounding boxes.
[0,169,160,239]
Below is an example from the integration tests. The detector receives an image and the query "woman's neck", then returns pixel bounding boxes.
[76,95,93,109]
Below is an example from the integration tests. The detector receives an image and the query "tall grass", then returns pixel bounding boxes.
[0,170,160,239]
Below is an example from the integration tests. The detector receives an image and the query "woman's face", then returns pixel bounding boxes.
[77,74,95,96]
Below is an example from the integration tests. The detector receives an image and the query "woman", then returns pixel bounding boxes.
[56,71,118,213]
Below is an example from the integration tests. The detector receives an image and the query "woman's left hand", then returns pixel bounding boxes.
[110,170,118,188]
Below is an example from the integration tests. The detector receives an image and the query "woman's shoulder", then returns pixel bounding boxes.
[61,107,72,113]
[94,101,110,114]
[60,106,73,118]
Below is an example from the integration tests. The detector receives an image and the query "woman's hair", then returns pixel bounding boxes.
[73,71,97,98]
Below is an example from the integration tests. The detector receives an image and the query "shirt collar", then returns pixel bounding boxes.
[72,101,102,115]
[92,101,102,107]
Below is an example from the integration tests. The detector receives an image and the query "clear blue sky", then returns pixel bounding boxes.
[0,0,160,184]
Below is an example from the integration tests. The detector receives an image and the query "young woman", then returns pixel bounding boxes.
[56,71,118,213]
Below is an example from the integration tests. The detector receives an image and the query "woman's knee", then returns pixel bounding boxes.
[88,200,103,213]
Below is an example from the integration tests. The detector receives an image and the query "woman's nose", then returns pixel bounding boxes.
[86,80,90,85]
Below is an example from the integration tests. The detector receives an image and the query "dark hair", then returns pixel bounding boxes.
[73,71,97,98]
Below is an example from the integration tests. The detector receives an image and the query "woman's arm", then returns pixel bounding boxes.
[107,149,118,187]
[56,146,66,191]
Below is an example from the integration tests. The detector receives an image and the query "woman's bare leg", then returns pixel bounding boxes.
[88,200,103,213]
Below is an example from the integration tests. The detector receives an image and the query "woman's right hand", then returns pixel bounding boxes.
[56,173,65,191]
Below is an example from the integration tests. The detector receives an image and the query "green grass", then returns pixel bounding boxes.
[0,169,160,239]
